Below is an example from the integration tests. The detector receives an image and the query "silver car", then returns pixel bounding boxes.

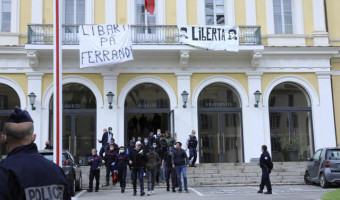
[304,148,340,188]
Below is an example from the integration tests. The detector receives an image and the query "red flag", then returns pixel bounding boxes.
[145,0,155,15]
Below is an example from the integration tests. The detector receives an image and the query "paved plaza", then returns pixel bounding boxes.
[72,185,339,200]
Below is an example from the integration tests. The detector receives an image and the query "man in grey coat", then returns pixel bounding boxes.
[146,146,161,196]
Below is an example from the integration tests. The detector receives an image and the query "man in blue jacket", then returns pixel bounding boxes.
[0,107,71,199]
[88,149,102,192]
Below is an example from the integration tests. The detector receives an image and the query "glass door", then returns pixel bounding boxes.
[75,114,96,163]
[220,113,242,163]
[199,113,220,163]
[270,110,313,161]
[62,113,96,163]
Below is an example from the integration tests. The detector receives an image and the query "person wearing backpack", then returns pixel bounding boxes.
[187,130,198,167]
[258,145,273,195]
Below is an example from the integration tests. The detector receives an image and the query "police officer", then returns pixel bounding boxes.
[104,143,118,186]
[0,107,71,199]
[87,149,102,192]
[116,146,128,193]
[258,145,272,194]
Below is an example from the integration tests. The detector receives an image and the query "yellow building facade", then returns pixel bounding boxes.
[0,0,339,164]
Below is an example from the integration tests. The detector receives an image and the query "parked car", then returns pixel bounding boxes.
[304,148,340,188]
[39,150,82,196]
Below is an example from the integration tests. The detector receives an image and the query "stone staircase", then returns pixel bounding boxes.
[80,162,307,189]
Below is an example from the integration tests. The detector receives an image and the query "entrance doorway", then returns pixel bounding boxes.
[125,83,170,144]
[198,83,243,163]
[49,83,96,163]
[0,83,20,158]
[269,82,314,161]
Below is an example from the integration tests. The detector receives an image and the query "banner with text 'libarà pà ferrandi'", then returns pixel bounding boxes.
[79,25,133,68]
[178,26,239,52]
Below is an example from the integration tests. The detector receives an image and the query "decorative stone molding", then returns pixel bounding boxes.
[180,50,190,67]
[251,50,262,67]
[27,50,38,68]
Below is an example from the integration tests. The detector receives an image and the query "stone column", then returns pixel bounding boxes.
[176,0,187,26]
[26,72,44,150]
[175,73,192,149]
[313,0,329,46]
[315,72,336,149]
[245,72,264,162]
[101,73,119,149]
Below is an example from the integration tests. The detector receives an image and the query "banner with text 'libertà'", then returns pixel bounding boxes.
[178,26,239,52]
[79,25,133,68]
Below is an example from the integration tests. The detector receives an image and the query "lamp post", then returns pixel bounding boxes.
[181,90,189,108]
[106,91,114,109]
[254,90,262,108]
[28,92,36,110]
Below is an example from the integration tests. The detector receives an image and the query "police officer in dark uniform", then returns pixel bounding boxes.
[258,145,272,194]
[0,107,71,200]
[104,143,118,186]
[87,149,102,192]
[116,146,128,193]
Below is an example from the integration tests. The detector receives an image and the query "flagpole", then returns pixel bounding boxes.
[53,0,63,166]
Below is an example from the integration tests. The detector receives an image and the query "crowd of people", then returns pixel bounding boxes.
[88,128,199,196]
[0,107,273,199]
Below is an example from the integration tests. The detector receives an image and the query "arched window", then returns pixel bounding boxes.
[197,83,243,163]
[269,82,313,161]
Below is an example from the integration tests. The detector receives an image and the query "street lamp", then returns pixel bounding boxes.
[106,91,114,109]
[181,90,189,108]
[28,92,36,110]
[254,90,262,108]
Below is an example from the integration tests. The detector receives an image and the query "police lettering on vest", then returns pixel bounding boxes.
[25,185,64,200]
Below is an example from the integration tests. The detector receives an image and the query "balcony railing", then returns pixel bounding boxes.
[27,24,262,46]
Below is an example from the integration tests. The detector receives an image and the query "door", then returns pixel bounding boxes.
[125,111,169,146]
[199,113,220,163]
[270,110,313,161]
[199,112,242,163]
[62,112,96,163]
[309,149,323,180]
[220,113,242,163]
[169,110,175,140]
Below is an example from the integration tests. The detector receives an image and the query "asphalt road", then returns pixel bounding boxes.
[72,185,339,200]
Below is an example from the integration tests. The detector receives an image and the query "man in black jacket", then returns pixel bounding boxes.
[0,107,71,199]
[172,142,189,193]
[88,149,102,192]
[258,145,272,194]
[187,130,198,167]
[99,127,113,158]
[104,143,118,186]
[162,145,177,192]
[129,141,146,196]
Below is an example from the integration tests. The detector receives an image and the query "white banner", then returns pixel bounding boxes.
[178,26,239,51]
[79,25,133,68]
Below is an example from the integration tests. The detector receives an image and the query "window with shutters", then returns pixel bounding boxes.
[273,0,293,34]
[0,0,11,32]
[205,0,225,25]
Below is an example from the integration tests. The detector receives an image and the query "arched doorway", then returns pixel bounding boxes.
[0,83,20,158]
[125,83,170,144]
[269,82,313,161]
[49,83,96,163]
[198,83,243,163]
